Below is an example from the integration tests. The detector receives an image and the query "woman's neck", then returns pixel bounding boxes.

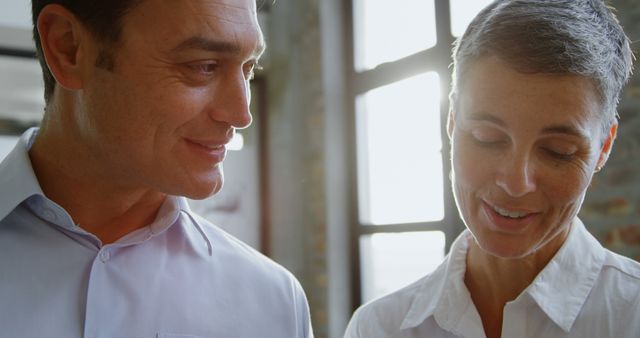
[463,231,568,338]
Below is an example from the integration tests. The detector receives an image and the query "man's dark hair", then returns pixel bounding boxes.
[32,0,142,105]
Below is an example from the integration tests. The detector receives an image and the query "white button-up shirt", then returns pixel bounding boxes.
[345,219,640,338]
[0,129,313,338]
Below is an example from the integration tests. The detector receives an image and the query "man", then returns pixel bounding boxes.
[0,1,313,337]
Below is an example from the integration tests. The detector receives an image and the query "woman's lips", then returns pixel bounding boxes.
[481,201,540,232]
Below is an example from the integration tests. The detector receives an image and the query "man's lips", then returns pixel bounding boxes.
[184,138,228,162]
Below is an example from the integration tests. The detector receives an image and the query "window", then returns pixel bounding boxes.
[0,1,43,156]
[357,72,444,226]
[348,0,493,306]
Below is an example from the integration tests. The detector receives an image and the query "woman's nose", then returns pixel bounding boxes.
[495,152,537,197]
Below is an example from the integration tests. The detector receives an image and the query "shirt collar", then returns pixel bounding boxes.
[525,218,606,332]
[177,197,213,256]
[401,230,474,331]
[400,218,606,333]
[0,128,45,221]
[0,128,213,256]
[144,194,212,257]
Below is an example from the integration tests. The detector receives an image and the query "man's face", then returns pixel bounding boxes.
[449,56,608,259]
[79,0,264,199]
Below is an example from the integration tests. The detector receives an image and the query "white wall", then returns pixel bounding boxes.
[0,135,19,160]
[0,0,34,50]
[1,0,31,29]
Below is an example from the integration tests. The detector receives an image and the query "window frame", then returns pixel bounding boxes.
[345,0,465,309]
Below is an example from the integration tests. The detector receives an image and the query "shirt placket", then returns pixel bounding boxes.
[501,301,526,338]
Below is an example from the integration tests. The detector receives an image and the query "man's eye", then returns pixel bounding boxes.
[245,62,263,80]
[188,62,218,74]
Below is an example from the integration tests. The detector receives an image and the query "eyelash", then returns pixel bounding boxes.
[543,148,576,161]
[187,61,262,82]
[246,62,263,80]
[188,62,218,75]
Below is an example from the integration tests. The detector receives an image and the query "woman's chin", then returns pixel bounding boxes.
[471,234,537,260]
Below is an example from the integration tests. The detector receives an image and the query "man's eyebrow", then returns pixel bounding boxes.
[171,37,241,53]
[171,36,266,58]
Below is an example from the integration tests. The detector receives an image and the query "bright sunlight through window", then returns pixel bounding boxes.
[450,0,495,37]
[357,72,444,225]
[353,0,436,71]
[360,231,445,302]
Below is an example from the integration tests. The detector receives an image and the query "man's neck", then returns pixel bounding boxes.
[28,126,166,245]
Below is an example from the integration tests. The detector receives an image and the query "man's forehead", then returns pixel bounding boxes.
[135,0,258,24]
[125,0,264,55]
[171,34,266,59]
[185,0,258,25]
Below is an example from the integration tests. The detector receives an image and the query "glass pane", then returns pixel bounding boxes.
[357,72,443,225]
[450,0,495,37]
[353,0,436,71]
[360,231,445,303]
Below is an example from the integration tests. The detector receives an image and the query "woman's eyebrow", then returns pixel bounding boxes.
[465,112,505,126]
[541,125,588,139]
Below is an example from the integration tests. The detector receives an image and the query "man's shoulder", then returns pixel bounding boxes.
[187,211,301,287]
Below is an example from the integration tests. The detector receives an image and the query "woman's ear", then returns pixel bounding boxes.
[595,122,618,171]
[37,4,87,90]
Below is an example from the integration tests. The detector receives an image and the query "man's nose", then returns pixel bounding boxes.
[209,71,253,129]
[495,151,537,198]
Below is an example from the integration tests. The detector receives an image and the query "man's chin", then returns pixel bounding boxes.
[187,180,224,200]
[172,172,225,200]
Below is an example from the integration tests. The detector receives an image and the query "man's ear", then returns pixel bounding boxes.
[447,110,455,140]
[596,122,618,171]
[37,4,87,90]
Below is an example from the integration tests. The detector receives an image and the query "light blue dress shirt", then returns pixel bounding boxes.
[0,128,313,338]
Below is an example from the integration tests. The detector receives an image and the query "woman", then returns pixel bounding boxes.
[345,1,639,337]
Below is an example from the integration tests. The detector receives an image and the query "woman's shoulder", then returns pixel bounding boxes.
[601,249,640,281]
[345,261,450,337]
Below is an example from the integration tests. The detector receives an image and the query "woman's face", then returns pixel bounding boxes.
[449,56,615,259]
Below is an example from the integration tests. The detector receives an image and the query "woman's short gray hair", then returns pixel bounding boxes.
[451,0,634,135]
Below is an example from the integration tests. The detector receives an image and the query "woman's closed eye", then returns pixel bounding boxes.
[541,142,579,161]
[470,127,507,145]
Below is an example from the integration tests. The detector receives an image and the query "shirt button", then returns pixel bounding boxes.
[99,250,111,262]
